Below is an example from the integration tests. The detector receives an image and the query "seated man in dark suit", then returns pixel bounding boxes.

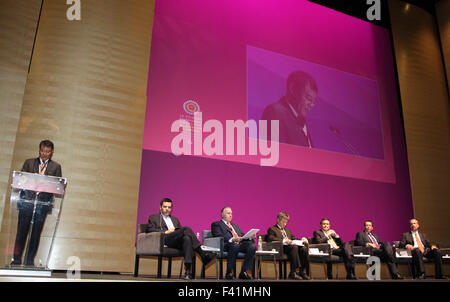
[400,218,445,279]
[267,212,311,280]
[211,207,256,280]
[147,198,215,280]
[355,220,402,279]
[313,218,357,279]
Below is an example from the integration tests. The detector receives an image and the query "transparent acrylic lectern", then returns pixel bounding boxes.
[3,171,67,274]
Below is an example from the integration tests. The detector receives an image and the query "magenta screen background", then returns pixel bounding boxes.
[137,0,413,242]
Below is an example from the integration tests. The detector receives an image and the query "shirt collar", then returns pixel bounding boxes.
[287,101,298,119]
[39,158,49,165]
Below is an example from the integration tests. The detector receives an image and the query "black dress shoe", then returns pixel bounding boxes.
[435,276,449,280]
[239,272,253,280]
[225,273,235,280]
[184,269,193,280]
[298,271,311,280]
[346,274,358,280]
[392,273,403,280]
[288,273,302,280]
[417,273,425,279]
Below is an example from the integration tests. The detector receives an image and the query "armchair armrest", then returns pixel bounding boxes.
[136,231,164,255]
[203,237,224,257]
[352,245,372,256]
[308,243,331,258]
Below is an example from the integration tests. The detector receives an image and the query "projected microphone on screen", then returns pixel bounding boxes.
[329,125,358,155]
[261,70,317,148]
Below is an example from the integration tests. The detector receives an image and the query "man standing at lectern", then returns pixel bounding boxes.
[12,140,62,266]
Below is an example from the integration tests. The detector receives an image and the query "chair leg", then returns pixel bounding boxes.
[252,258,256,278]
[273,256,278,280]
[220,258,224,279]
[192,255,196,279]
[201,263,206,279]
[167,257,172,279]
[134,255,139,277]
[157,256,162,278]
[179,258,184,279]
[278,261,283,279]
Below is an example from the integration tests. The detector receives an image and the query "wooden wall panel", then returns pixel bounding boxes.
[389,1,450,243]
[436,0,450,91]
[0,0,41,231]
[1,0,155,272]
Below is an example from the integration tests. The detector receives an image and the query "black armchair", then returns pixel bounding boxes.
[134,224,196,278]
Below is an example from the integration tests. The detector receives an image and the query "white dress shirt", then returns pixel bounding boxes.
[161,214,175,230]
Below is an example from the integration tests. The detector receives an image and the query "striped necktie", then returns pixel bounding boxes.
[414,232,425,253]
[368,233,380,249]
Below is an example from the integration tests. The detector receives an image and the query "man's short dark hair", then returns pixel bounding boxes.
[160,198,173,206]
[287,70,318,95]
[364,220,373,225]
[320,218,330,224]
[39,140,54,150]
[221,206,231,214]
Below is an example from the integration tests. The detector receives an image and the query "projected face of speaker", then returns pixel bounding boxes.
[297,82,317,119]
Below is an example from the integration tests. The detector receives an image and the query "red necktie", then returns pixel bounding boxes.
[368,233,380,249]
[227,222,237,237]
[414,232,425,253]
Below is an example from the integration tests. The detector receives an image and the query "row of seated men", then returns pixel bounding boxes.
[145,198,446,280]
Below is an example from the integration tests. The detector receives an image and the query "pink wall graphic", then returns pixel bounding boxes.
[137,0,413,242]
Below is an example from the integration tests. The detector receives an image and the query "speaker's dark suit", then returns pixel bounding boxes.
[400,231,443,278]
[267,225,310,274]
[13,157,62,266]
[211,220,256,275]
[261,97,314,147]
[313,229,354,277]
[355,231,399,277]
[147,213,201,264]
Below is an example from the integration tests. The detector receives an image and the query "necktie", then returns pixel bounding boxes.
[414,232,425,253]
[39,163,47,175]
[281,228,288,239]
[368,233,380,249]
[227,222,237,237]
[328,237,339,249]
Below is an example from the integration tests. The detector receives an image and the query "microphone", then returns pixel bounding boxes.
[329,125,358,155]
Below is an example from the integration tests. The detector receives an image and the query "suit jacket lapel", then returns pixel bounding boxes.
[33,158,40,174]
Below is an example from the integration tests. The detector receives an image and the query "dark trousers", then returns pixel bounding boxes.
[284,245,309,274]
[331,242,354,277]
[411,248,443,277]
[164,226,200,264]
[371,242,399,276]
[13,204,50,266]
[224,240,256,274]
